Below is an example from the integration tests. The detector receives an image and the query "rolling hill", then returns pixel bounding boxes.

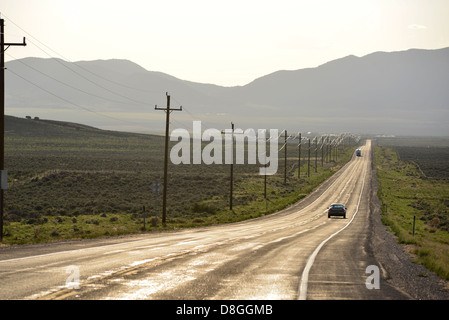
[5,47,449,136]
[4,114,154,140]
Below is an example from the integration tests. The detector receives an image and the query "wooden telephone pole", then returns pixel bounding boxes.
[221,122,235,210]
[321,136,324,167]
[297,133,301,179]
[280,130,287,184]
[0,17,26,241]
[229,122,234,210]
[307,138,311,177]
[155,93,182,226]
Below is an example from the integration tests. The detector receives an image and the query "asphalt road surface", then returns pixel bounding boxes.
[0,140,410,300]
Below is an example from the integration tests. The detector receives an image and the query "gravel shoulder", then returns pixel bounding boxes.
[369,156,449,300]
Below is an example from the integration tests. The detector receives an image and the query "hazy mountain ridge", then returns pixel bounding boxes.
[5,47,449,135]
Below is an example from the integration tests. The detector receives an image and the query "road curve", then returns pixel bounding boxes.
[0,140,409,300]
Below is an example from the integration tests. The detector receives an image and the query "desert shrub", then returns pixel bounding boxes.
[4,212,22,222]
[190,202,217,214]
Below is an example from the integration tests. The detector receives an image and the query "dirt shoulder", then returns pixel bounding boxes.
[369,155,449,300]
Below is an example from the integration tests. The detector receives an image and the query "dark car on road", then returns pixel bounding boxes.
[328,203,346,218]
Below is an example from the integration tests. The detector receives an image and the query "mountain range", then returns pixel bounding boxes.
[5,47,449,136]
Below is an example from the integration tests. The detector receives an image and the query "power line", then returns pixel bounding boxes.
[26,40,150,106]
[1,13,163,94]
[6,68,136,124]
[1,16,157,126]
[6,52,144,107]
[2,13,162,106]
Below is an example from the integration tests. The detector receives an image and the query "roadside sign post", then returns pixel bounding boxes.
[143,206,146,231]
[413,213,416,236]
[153,182,160,228]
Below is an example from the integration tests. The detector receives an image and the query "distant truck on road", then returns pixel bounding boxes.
[356,149,362,157]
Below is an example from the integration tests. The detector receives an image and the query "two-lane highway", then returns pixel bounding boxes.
[0,140,409,299]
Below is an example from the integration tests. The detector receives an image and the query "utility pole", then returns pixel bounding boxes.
[321,136,324,167]
[335,139,338,161]
[0,18,26,242]
[298,133,301,179]
[281,130,287,184]
[264,167,267,199]
[230,123,234,210]
[155,93,182,226]
[315,137,318,173]
[262,129,267,199]
[307,138,311,177]
[224,122,235,210]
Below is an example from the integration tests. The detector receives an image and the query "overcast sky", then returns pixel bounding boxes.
[2,0,449,86]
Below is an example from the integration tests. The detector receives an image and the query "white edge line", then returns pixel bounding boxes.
[298,161,368,300]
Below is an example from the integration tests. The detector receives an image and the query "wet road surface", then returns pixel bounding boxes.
[0,140,409,299]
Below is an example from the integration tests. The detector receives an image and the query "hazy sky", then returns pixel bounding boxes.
[2,0,449,86]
